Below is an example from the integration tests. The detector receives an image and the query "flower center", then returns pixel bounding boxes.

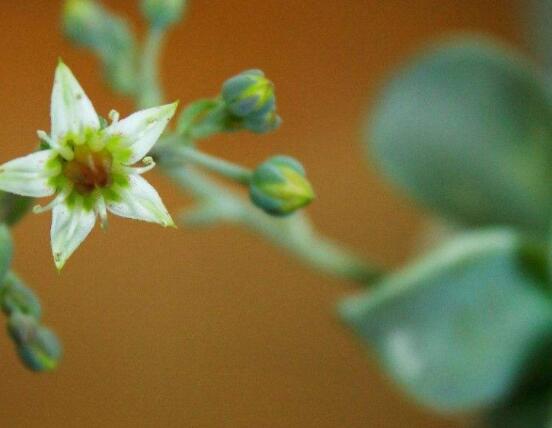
[63,145,113,195]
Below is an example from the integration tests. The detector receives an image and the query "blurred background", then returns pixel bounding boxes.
[0,1,526,427]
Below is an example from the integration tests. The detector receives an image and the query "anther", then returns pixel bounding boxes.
[109,110,120,124]
[127,157,156,175]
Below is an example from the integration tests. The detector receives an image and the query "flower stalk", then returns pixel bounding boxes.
[138,26,166,108]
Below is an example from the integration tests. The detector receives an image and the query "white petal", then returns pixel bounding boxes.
[51,62,100,141]
[105,102,178,165]
[107,175,174,226]
[0,150,57,197]
[51,203,96,270]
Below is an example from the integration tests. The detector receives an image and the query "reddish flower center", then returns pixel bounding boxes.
[63,146,113,195]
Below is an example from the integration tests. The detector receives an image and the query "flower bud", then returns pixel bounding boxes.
[0,192,33,227]
[1,273,41,319]
[243,110,282,134]
[222,70,281,133]
[63,0,137,94]
[63,0,104,48]
[249,156,315,216]
[7,313,62,372]
[141,0,187,29]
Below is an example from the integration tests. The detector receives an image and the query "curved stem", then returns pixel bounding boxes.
[173,146,252,185]
[138,25,385,285]
[157,155,383,284]
[139,27,165,109]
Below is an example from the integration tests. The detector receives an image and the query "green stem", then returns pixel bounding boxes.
[138,26,384,285]
[173,146,252,185]
[157,157,382,284]
[138,27,165,108]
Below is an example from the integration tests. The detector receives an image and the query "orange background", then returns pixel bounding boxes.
[0,1,524,427]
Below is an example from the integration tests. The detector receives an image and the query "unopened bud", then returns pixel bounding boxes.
[0,193,32,226]
[63,0,137,94]
[142,0,187,29]
[249,156,315,216]
[243,110,282,134]
[222,70,275,116]
[8,313,62,372]
[1,273,41,319]
[63,0,104,48]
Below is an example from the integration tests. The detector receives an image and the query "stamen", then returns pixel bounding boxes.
[57,144,75,161]
[109,110,120,124]
[38,130,73,160]
[37,130,53,145]
[32,186,72,214]
[96,195,108,229]
[88,133,105,152]
[86,153,98,174]
[125,156,156,175]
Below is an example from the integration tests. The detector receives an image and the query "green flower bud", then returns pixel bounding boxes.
[1,273,41,319]
[141,0,187,29]
[222,70,281,133]
[63,0,137,95]
[62,0,104,48]
[7,313,62,372]
[0,192,32,227]
[243,110,282,134]
[249,156,315,216]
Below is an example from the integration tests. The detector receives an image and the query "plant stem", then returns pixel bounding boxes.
[138,26,384,285]
[172,146,252,185]
[139,27,165,109]
[157,157,382,284]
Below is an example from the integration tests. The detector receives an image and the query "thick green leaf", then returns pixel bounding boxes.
[527,0,552,72]
[485,387,552,428]
[339,229,552,413]
[368,37,552,233]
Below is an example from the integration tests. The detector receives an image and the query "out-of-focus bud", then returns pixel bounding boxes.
[63,0,104,48]
[222,70,274,117]
[249,156,315,216]
[0,192,33,227]
[141,0,187,29]
[1,273,41,319]
[7,313,62,372]
[62,0,137,95]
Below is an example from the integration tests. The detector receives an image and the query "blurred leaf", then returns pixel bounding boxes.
[339,229,552,413]
[368,37,552,234]
[527,0,552,72]
[485,388,552,428]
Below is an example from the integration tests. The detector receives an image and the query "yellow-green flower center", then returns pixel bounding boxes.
[46,130,132,210]
[63,145,113,195]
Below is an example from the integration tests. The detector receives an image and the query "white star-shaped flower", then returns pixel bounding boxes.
[0,62,177,270]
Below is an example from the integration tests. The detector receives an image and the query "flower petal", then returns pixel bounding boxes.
[51,203,96,270]
[51,62,100,142]
[0,150,57,197]
[105,102,178,165]
[107,175,174,226]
